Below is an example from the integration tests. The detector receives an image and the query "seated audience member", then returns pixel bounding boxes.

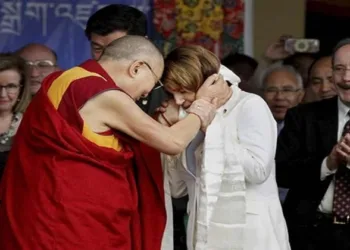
[304,56,337,103]
[0,53,31,180]
[261,65,304,202]
[160,45,290,250]
[16,43,59,96]
[276,38,350,250]
[221,52,258,93]
[0,36,226,250]
[261,65,305,134]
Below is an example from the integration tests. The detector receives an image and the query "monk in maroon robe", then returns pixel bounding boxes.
[0,36,225,250]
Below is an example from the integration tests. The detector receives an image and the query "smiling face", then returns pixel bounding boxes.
[0,69,21,113]
[333,44,350,105]
[309,56,336,100]
[262,69,304,121]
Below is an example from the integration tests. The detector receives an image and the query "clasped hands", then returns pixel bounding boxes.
[157,73,227,131]
[327,134,350,171]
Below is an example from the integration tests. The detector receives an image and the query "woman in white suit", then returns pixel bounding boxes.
[159,45,290,250]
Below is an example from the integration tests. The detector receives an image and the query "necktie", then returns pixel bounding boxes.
[332,115,350,221]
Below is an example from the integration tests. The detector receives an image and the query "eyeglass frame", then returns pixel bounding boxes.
[333,65,350,76]
[0,84,22,94]
[142,61,163,90]
[25,60,56,71]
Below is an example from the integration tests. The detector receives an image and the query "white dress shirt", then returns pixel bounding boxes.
[319,98,350,213]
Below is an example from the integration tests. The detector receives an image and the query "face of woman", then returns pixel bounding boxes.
[0,69,21,113]
[165,86,196,109]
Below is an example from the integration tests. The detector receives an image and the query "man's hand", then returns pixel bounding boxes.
[187,99,216,132]
[196,74,226,108]
[327,134,350,170]
[264,35,293,62]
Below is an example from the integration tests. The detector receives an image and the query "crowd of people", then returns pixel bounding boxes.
[0,3,349,250]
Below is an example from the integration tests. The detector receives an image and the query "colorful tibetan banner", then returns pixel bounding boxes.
[152,0,244,58]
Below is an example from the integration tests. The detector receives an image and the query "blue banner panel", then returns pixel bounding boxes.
[0,0,151,69]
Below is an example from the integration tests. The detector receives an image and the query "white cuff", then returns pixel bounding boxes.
[320,157,337,181]
[347,163,350,170]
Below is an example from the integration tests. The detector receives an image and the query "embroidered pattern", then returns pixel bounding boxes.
[152,0,244,58]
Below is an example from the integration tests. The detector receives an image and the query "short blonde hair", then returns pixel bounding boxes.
[0,53,31,113]
[162,45,220,92]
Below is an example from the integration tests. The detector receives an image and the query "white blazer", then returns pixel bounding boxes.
[163,86,291,250]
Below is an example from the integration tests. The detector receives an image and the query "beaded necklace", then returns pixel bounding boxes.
[0,113,21,144]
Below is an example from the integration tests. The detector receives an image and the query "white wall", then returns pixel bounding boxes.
[245,0,306,60]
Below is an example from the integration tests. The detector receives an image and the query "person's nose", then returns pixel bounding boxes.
[274,90,286,100]
[0,87,7,97]
[173,93,185,106]
[343,69,350,82]
[93,51,102,60]
[29,66,40,78]
[320,82,331,93]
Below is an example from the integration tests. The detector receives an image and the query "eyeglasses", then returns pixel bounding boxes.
[25,60,56,72]
[264,87,301,96]
[0,84,22,94]
[333,66,350,76]
[142,61,163,90]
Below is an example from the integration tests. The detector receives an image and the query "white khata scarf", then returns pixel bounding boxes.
[195,65,246,249]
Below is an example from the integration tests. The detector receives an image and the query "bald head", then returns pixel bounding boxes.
[100,35,163,66]
[98,36,164,100]
[16,43,57,63]
[16,43,59,95]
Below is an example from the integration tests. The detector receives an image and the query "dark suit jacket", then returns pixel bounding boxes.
[276,96,338,225]
[137,88,169,115]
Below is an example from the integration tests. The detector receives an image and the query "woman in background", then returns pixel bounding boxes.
[159,45,290,250]
[0,53,31,180]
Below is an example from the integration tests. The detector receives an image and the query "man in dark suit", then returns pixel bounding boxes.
[276,38,350,250]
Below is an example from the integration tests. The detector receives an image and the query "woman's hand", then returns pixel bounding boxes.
[156,99,180,126]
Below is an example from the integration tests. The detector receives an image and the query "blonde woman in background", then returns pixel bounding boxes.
[0,53,31,180]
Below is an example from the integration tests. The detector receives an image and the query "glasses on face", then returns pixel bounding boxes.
[142,61,163,90]
[264,87,301,96]
[0,84,22,94]
[25,60,56,72]
[333,65,350,76]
